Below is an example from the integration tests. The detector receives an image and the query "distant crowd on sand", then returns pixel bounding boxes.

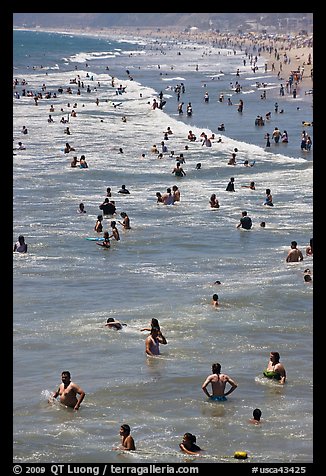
[13,29,313,459]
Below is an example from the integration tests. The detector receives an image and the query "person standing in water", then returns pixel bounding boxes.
[286,241,303,262]
[118,212,131,230]
[226,177,235,192]
[172,162,186,177]
[49,371,85,410]
[306,238,313,256]
[97,231,110,248]
[145,327,167,356]
[237,211,252,230]
[201,363,238,401]
[94,215,103,233]
[13,235,27,252]
[109,221,120,241]
[264,188,274,206]
[263,351,286,384]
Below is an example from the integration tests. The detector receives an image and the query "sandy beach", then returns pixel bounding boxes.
[23,24,312,93]
[121,27,313,92]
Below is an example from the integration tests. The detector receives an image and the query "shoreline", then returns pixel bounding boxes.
[14,25,313,94]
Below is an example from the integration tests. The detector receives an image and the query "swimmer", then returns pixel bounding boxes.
[141,318,161,333]
[249,408,262,425]
[304,274,312,283]
[306,238,313,256]
[209,194,219,208]
[179,433,203,455]
[49,371,85,410]
[263,351,286,384]
[237,211,252,230]
[202,363,238,401]
[172,185,180,202]
[13,235,27,253]
[118,184,130,194]
[145,326,167,356]
[172,162,186,177]
[286,241,303,262]
[264,188,273,206]
[225,177,235,192]
[115,424,135,451]
[241,181,255,190]
[228,153,237,165]
[211,293,219,307]
[105,318,124,330]
[94,215,103,232]
[118,212,131,229]
[109,221,120,241]
[96,231,110,248]
[77,202,86,214]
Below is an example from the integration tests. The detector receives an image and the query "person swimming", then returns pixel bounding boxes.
[13,235,27,253]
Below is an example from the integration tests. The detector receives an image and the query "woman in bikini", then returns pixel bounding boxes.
[263,352,286,384]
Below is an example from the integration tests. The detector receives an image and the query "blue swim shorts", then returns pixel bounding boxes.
[209,395,227,402]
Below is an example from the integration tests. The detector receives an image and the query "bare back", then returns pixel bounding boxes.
[286,249,303,262]
[203,373,228,396]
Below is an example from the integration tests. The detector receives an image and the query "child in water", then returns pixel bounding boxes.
[179,433,202,455]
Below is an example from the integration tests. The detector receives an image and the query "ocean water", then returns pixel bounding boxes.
[13,29,313,465]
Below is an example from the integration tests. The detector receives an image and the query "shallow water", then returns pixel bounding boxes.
[13,29,313,464]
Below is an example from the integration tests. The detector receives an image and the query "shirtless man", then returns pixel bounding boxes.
[201,363,238,401]
[50,371,85,410]
[145,327,167,356]
[263,352,286,384]
[286,241,303,262]
[116,424,135,451]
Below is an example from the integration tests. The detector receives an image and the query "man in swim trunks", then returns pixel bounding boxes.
[49,371,85,410]
[263,352,286,384]
[201,363,238,401]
